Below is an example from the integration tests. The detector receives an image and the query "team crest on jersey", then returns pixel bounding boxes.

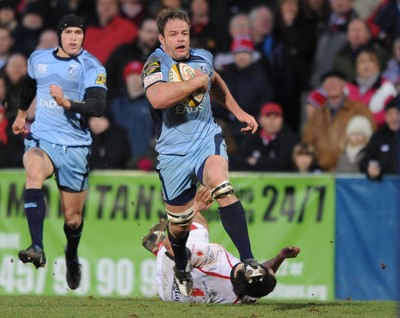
[144,61,161,76]
[95,73,107,86]
[68,64,79,75]
[37,64,48,74]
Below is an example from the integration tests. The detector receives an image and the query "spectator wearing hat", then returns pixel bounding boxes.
[303,70,376,171]
[346,46,397,127]
[233,102,299,172]
[336,115,374,173]
[109,60,155,169]
[105,17,158,100]
[213,35,274,149]
[213,12,260,72]
[359,94,400,180]
[84,0,138,64]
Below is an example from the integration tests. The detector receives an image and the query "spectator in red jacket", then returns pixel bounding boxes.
[84,0,138,64]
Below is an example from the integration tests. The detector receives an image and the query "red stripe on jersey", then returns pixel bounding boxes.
[194,248,236,279]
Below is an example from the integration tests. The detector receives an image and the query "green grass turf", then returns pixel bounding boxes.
[0,296,397,318]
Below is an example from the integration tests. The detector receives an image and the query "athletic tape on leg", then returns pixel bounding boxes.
[166,206,194,226]
[211,180,234,199]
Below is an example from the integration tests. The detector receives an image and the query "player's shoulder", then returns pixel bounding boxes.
[29,48,55,63]
[145,47,173,67]
[80,50,105,69]
[189,48,213,63]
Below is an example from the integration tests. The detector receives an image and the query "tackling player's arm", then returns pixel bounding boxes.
[262,246,301,274]
[50,85,107,117]
[210,71,258,134]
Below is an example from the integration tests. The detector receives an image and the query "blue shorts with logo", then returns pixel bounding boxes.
[24,134,90,192]
[157,133,228,205]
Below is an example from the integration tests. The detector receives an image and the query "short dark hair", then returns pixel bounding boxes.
[385,94,400,112]
[230,263,277,298]
[320,69,348,83]
[156,9,191,36]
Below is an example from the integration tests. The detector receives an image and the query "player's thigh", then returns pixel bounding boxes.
[23,139,54,187]
[202,155,229,189]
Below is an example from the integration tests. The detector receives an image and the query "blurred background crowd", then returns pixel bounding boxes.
[0,0,399,180]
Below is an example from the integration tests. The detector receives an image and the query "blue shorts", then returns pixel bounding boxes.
[157,133,228,205]
[24,134,90,192]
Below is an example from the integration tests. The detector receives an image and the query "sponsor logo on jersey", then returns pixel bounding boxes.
[95,73,107,85]
[144,61,161,76]
[37,64,48,74]
[68,64,79,75]
[143,72,162,88]
[176,104,203,114]
[38,98,62,109]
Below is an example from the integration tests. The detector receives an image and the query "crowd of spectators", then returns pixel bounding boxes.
[0,0,399,179]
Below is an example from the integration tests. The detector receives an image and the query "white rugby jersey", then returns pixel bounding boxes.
[156,223,243,304]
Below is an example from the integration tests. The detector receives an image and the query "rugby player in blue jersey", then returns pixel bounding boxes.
[12,14,107,290]
[142,9,262,296]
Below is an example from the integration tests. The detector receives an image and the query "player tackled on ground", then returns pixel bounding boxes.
[142,186,301,303]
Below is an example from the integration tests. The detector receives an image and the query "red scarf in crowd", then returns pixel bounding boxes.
[259,130,276,145]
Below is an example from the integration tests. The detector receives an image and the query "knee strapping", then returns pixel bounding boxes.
[211,180,234,199]
[166,206,194,226]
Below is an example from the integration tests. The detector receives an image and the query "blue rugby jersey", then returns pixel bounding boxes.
[142,47,223,156]
[28,48,107,146]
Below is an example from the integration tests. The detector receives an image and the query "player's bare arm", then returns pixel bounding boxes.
[12,110,28,135]
[193,185,213,214]
[146,73,208,110]
[210,71,258,134]
[262,246,301,274]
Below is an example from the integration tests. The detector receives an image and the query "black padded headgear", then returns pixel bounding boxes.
[230,261,277,299]
[57,14,86,48]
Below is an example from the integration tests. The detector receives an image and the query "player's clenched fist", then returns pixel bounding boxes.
[50,84,71,109]
[279,246,301,259]
[12,111,28,135]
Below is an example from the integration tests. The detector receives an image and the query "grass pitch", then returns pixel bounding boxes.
[0,296,397,318]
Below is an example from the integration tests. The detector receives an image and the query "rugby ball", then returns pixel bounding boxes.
[168,63,204,107]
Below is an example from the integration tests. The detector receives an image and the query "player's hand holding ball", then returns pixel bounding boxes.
[169,63,207,107]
